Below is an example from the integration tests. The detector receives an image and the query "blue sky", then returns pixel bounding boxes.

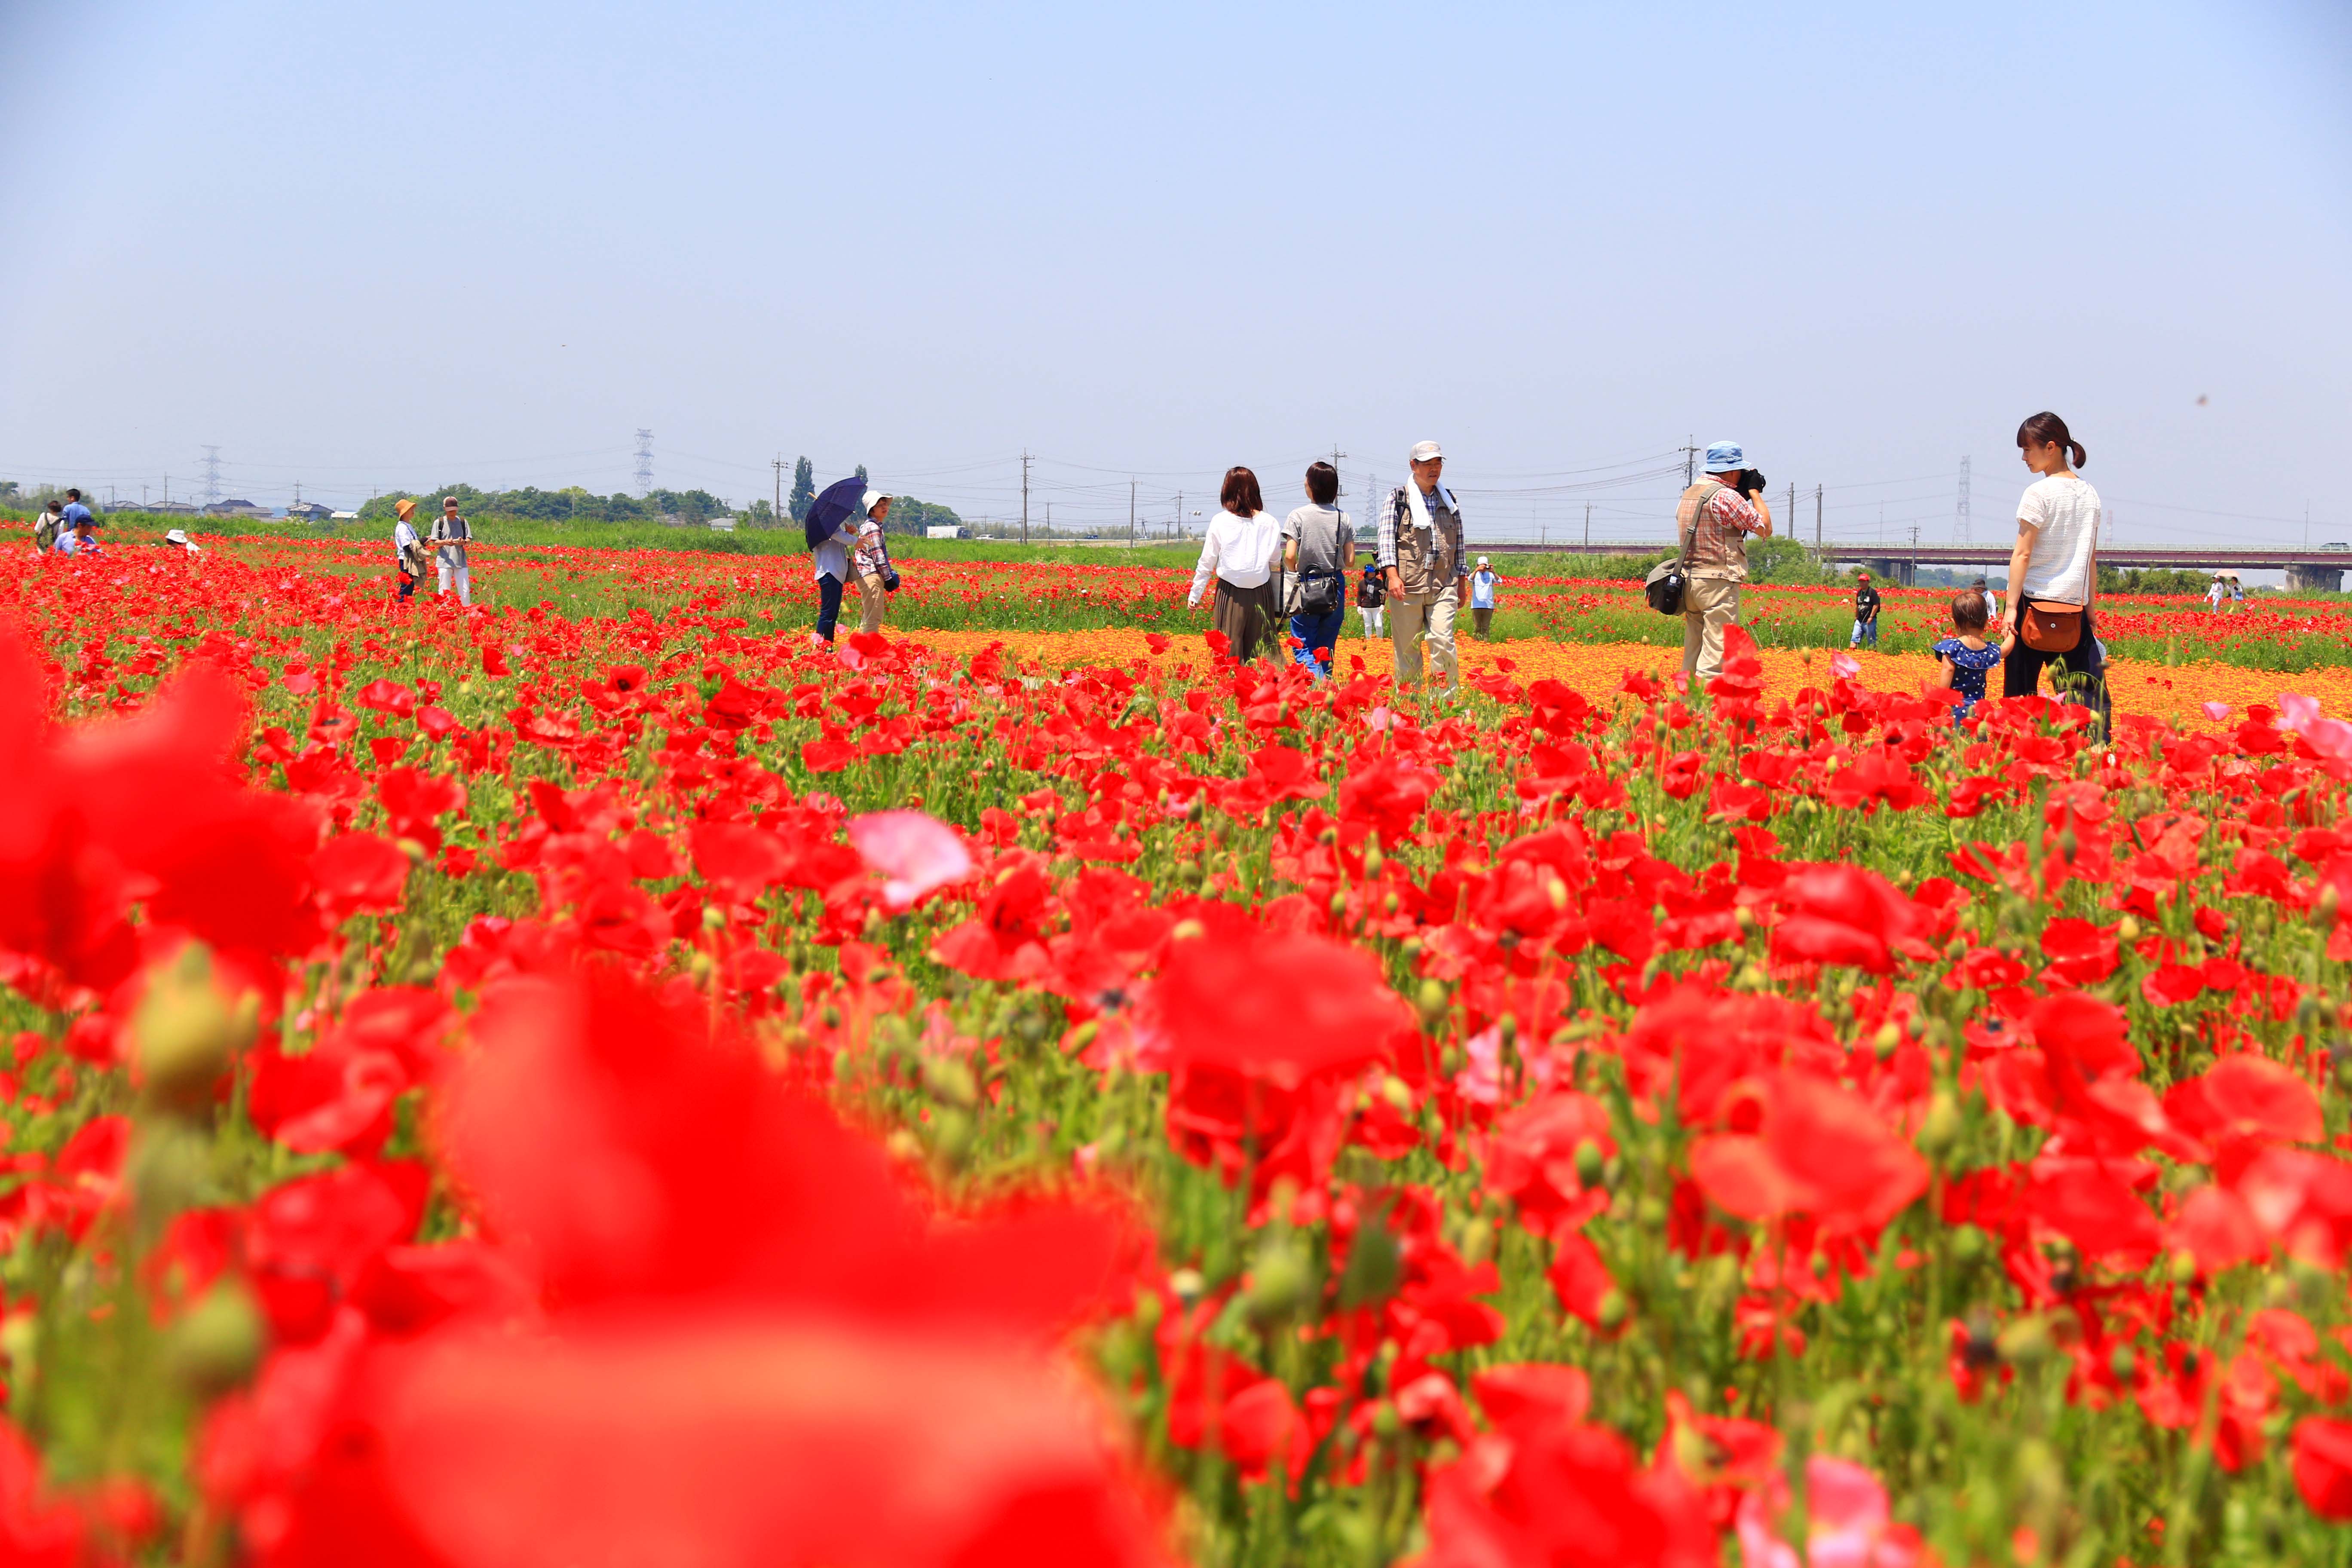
[0,0,2345,546]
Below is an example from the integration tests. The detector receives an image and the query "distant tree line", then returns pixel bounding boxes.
[349,459,964,538]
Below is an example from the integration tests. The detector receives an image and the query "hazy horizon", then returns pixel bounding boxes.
[2,0,2346,548]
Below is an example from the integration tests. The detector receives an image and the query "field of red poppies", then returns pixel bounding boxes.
[9,536,2352,1567]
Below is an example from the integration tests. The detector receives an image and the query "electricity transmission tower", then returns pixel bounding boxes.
[200,446,223,504]
[1956,456,1971,544]
[634,430,655,494]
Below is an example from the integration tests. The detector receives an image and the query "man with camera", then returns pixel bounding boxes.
[1676,441,1773,684]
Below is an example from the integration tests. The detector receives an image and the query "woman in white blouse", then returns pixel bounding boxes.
[2000,410,2107,733]
[1186,467,1284,663]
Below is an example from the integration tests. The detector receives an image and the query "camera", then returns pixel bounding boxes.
[882,569,901,593]
[1738,468,1768,496]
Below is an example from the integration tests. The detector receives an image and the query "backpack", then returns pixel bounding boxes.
[33,512,60,551]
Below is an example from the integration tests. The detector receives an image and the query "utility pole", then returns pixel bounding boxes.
[1786,481,1795,542]
[773,457,784,528]
[1814,485,1823,553]
[1956,456,1971,545]
[1021,450,1030,545]
[1584,502,1592,550]
[1681,435,1700,488]
[1175,489,1182,540]
[1130,478,1136,542]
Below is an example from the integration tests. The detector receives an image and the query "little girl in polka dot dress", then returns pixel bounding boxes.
[1933,590,2004,722]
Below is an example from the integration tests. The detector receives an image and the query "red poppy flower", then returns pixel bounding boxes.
[1148,924,1413,1089]
[1688,1070,1927,1234]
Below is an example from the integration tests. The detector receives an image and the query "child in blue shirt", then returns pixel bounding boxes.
[1932,590,2003,722]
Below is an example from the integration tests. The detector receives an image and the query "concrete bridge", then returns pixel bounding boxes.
[1472,540,2349,591]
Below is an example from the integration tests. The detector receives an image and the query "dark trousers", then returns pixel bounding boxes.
[815,573,845,641]
[398,572,417,601]
[1289,606,1346,676]
[2003,600,2109,735]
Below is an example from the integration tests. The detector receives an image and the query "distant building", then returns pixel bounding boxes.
[205,498,270,518]
[708,515,738,533]
[329,510,359,522]
[286,500,335,522]
[925,525,969,540]
[145,501,200,517]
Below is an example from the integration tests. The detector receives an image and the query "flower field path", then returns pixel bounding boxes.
[900,627,2345,729]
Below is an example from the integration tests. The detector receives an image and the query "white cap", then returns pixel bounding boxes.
[861,489,890,517]
[1409,441,1442,463]
[1476,555,1489,566]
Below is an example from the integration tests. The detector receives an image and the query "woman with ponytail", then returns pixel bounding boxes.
[2000,411,2108,733]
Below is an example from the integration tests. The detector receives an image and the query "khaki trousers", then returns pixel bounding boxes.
[1681,574,1741,683]
[1389,588,1460,690]
[857,572,888,635]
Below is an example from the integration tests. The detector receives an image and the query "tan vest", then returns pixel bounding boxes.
[1675,481,1745,582]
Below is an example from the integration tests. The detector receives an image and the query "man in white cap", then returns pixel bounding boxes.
[1469,554,1499,638]
[432,495,474,606]
[1676,441,1773,684]
[163,528,201,556]
[1378,441,1469,692]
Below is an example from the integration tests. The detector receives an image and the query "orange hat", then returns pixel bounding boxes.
[394,498,416,522]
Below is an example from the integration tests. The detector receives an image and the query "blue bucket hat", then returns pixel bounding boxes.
[1704,441,1748,472]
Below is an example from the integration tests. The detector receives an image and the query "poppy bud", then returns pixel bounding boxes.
[166,1280,265,1400]
[1399,936,1421,964]
[1548,878,1569,912]
[1131,1288,1163,1329]
[1871,1021,1901,1059]
[1363,845,1385,879]
[2169,1250,2199,1285]
[1246,1237,1315,1324]
[1459,1216,1494,1268]
[2057,828,2078,864]
[1415,979,1449,1026]
[1573,1139,1607,1191]
[2011,1436,2064,1526]
[1596,1289,1629,1331]
[1369,1401,1402,1439]
[133,948,256,1116]
[1170,919,1205,943]
[2109,1344,2136,1383]
[930,1109,974,1165]
[924,1057,979,1108]
[1337,1221,1402,1311]
[701,906,727,934]
[2319,885,2342,927]
[1917,1092,1962,1157]
[1997,1314,2053,1368]
[1327,890,1348,922]
[0,1314,34,1384]
[2117,915,2141,944]
[1734,905,1755,934]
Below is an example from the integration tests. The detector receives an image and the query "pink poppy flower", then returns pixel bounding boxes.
[847,811,974,909]
[1736,1455,1920,1567]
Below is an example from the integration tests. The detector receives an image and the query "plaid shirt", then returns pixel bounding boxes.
[1375,484,1466,596]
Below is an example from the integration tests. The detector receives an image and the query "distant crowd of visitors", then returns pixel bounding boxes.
[24,408,2115,735]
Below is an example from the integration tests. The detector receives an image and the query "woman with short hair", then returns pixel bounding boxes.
[1186,466,1283,663]
[1282,461,1353,676]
